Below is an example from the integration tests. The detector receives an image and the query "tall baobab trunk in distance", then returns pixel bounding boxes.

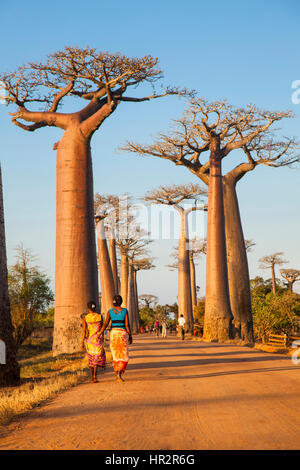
[0,167,20,386]
[177,208,193,332]
[223,176,254,343]
[127,261,138,333]
[96,219,115,314]
[120,250,129,308]
[271,264,277,294]
[108,229,120,294]
[204,139,233,341]
[133,269,140,331]
[189,252,197,312]
[53,132,99,355]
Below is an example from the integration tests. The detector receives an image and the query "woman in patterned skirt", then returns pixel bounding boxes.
[81,301,106,383]
[98,295,132,383]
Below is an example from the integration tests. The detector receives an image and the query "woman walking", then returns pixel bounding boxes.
[81,301,106,383]
[98,295,132,383]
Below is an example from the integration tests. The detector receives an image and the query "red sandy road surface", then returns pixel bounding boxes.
[0,335,300,450]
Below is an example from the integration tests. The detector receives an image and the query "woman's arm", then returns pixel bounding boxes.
[81,318,87,350]
[98,311,111,336]
[125,311,133,344]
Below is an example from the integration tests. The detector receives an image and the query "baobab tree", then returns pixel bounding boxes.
[280,269,300,292]
[123,98,298,342]
[128,256,155,333]
[139,294,158,309]
[145,184,207,332]
[168,238,206,312]
[132,257,155,331]
[1,47,187,354]
[94,193,120,313]
[94,219,115,314]
[116,227,151,310]
[259,252,288,294]
[189,238,207,311]
[0,166,20,386]
[245,239,256,253]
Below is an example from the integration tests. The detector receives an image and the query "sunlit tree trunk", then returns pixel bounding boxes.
[223,176,254,343]
[271,264,276,294]
[177,208,193,332]
[189,252,197,313]
[109,228,120,294]
[133,269,140,332]
[120,250,129,308]
[128,261,138,333]
[204,141,233,341]
[53,130,99,355]
[0,166,20,385]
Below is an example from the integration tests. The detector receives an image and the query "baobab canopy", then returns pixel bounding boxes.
[1,46,189,135]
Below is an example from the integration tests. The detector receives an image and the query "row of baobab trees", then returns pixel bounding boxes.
[94,185,207,337]
[259,252,300,294]
[0,46,299,386]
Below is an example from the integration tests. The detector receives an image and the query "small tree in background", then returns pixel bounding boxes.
[259,252,288,294]
[8,245,54,348]
[280,269,300,293]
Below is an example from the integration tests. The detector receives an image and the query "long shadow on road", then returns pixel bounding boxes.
[17,389,299,423]
[128,355,291,371]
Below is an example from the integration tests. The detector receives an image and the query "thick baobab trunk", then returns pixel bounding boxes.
[108,230,120,294]
[120,251,129,308]
[0,167,20,386]
[127,262,138,333]
[96,220,115,314]
[223,176,254,343]
[178,209,193,332]
[189,253,197,313]
[204,146,233,342]
[53,129,99,355]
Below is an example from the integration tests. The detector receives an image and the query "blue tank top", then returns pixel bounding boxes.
[109,308,127,330]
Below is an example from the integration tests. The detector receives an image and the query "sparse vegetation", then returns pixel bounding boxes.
[0,337,112,427]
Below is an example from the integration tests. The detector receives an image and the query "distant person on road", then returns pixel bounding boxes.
[154,319,160,337]
[177,315,186,340]
[81,301,106,383]
[98,295,132,383]
[161,320,167,338]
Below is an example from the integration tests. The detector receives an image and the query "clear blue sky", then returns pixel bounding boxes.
[1,0,300,303]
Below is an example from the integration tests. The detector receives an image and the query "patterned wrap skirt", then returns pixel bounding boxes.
[110,328,129,373]
[85,319,106,368]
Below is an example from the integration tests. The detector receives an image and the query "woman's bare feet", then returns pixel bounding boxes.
[116,371,125,383]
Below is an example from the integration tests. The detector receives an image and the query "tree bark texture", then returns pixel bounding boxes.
[178,210,193,332]
[189,253,197,313]
[127,262,138,334]
[120,252,129,308]
[204,147,233,342]
[271,264,276,294]
[133,269,140,332]
[0,167,20,385]
[223,176,254,343]
[109,231,120,294]
[53,129,99,355]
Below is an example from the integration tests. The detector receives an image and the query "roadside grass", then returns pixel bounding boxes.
[0,338,112,428]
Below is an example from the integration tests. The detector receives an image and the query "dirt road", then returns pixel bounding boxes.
[1,336,300,450]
